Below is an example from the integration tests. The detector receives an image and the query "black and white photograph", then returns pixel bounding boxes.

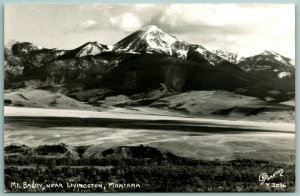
[3,3,295,192]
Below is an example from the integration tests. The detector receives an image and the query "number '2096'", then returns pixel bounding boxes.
[266,183,286,188]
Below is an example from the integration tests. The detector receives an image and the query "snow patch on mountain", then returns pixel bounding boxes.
[176,48,188,59]
[107,45,114,51]
[192,46,225,66]
[278,71,292,79]
[171,41,190,59]
[212,49,242,64]
[76,42,110,57]
[54,50,67,57]
[195,46,207,55]
[145,26,177,55]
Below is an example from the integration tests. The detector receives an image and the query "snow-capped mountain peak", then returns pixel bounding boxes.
[76,41,110,57]
[258,50,294,68]
[212,49,242,64]
[141,25,160,32]
[113,25,178,55]
[237,49,295,79]
[261,50,278,56]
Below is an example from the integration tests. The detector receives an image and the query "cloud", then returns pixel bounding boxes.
[64,19,100,34]
[78,19,98,30]
[151,4,292,32]
[141,4,294,58]
[133,4,156,10]
[110,12,142,32]
[103,4,294,58]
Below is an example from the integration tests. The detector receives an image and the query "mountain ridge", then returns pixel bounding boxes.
[5,25,294,64]
[4,25,295,103]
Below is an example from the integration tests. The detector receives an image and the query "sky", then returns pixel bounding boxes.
[4,4,295,59]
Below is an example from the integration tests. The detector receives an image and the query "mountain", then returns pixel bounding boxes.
[237,50,295,79]
[212,49,242,64]
[235,50,295,100]
[4,25,295,102]
[4,41,120,89]
[10,42,66,69]
[113,25,178,55]
[99,53,279,101]
[11,41,44,56]
[10,41,112,62]
[65,41,111,57]
[112,25,225,64]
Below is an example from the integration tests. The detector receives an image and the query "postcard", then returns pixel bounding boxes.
[3,3,295,192]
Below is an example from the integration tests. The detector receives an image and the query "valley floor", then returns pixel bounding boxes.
[4,106,295,192]
[4,106,295,164]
